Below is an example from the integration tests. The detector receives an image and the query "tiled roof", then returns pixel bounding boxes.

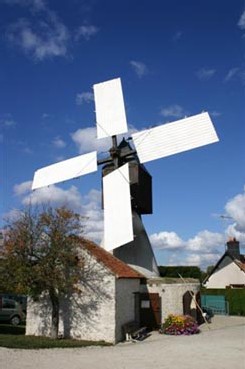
[234,257,245,272]
[79,238,145,279]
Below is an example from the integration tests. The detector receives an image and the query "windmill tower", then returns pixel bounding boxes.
[32,78,219,277]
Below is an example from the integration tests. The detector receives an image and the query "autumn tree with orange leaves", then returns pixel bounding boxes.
[1,206,85,338]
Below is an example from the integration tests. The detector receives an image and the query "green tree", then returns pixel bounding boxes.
[158,266,203,280]
[1,206,85,339]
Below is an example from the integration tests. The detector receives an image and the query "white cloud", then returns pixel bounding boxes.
[52,136,66,149]
[160,104,185,118]
[130,60,148,78]
[151,229,225,269]
[42,113,52,119]
[4,1,100,61]
[13,180,32,196]
[71,125,137,155]
[75,25,99,41]
[151,186,245,269]
[150,231,185,250]
[10,179,245,268]
[76,92,94,105]
[2,119,16,127]
[12,181,103,244]
[0,117,16,128]
[150,229,224,254]
[210,111,222,117]
[238,10,245,30]
[224,68,245,85]
[225,187,245,233]
[81,189,103,243]
[6,10,70,61]
[224,67,240,82]
[196,68,216,81]
[187,230,225,252]
[33,186,82,211]
[184,253,220,267]
[71,127,111,154]
[225,224,245,245]
[5,0,70,61]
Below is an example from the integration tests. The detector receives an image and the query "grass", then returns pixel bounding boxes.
[0,324,111,349]
[0,324,26,335]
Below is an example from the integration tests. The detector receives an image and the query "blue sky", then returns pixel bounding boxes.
[1,0,245,269]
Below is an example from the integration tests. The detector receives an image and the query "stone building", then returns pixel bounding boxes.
[26,238,202,343]
[26,239,144,344]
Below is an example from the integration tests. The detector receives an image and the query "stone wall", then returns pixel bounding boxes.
[141,278,200,321]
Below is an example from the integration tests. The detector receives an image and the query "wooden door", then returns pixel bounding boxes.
[139,293,161,329]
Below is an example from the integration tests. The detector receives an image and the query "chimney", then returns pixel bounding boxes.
[226,238,240,259]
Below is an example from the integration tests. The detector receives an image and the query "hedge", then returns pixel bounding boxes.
[201,288,245,316]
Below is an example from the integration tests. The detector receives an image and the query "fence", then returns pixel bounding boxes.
[201,295,229,315]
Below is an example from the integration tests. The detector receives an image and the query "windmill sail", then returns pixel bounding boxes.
[32,151,97,190]
[94,78,128,139]
[103,163,134,251]
[132,112,219,164]
[31,77,220,279]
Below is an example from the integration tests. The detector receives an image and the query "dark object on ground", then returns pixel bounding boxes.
[202,307,214,323]
[123,321,149,342]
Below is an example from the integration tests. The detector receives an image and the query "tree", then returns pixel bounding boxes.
[1,205,85,338]
[158,266,203,280]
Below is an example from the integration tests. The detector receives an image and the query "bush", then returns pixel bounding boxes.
[161,314,199,335]
[158,266,203,280]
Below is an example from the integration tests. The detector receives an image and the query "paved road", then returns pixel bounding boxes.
[1,316,245,369]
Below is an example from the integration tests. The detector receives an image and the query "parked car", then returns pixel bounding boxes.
[0,297,25,325]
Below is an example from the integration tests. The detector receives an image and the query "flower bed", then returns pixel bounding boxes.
[161,314,200,335]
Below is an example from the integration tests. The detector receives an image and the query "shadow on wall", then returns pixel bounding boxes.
[60,258,113,338]
[29,253,113,338]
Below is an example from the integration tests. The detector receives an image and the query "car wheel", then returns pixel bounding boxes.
[10,315,21,326]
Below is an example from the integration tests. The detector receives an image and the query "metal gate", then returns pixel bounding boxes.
[201,295,229,315]
[139,293,161,329]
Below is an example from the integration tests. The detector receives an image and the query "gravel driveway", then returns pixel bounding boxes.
[1,316,245,369]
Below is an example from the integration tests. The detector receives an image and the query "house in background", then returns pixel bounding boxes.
[203,238,245,289]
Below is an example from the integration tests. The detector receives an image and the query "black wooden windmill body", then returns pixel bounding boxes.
[32,78,219,277]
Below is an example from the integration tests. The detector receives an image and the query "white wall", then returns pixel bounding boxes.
[115,278,140,341]
[26,252,117,343]
[204,256,245,288]
[26,250,142,344]
[62,273,116,343]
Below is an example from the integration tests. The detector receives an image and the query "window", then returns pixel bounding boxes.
[2,299,16,309]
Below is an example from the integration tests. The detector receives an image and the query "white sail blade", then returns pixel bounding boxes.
[32,151,97,190]
[103,163,134,251]
[94,78,128,139]
[132,112,219,163]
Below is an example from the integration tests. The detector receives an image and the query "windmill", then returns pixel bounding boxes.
[32,78,219,277]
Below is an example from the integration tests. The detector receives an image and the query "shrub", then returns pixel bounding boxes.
[161,314,199,335]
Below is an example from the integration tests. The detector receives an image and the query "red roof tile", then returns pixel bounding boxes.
[79,238,145,279]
